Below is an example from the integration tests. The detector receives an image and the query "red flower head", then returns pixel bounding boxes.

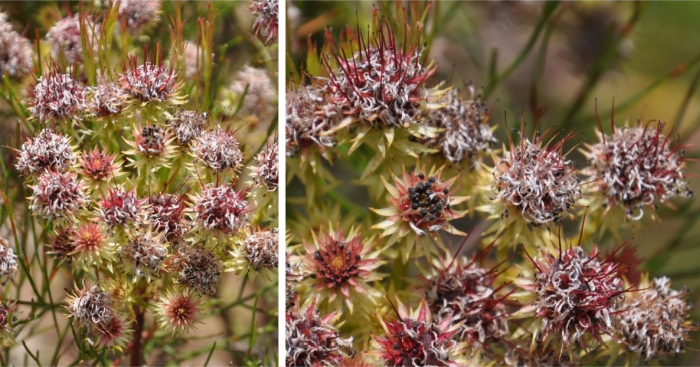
[146,193,189,243]
[29,170,85,220]
[29,65,87,122]
[80,147,118,182]
[191,184,251,235]
[99,187,143,228]
[157,291,202,335]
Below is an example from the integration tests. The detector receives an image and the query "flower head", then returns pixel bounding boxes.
[618,276,697,360]
[119,57,181,105]
[285,86,338,156]
[182,41,206,79]
[29,170,85,220]
[229,227,278,281]
[114,0,161,35]
[166,109,207,146]
[0,12,34,78]
[582,122,692,220]
[0,237,18,285]
[66,283,115,330]
[250,0,278,43]
[250,140,278,191]
[146,193,189,243]
[156,291,202,335]
[191,128,243,172]
[371,297,462,367]
[46,14,98,65]
[230,65,276,121]
[72,222,107,262]
[119,228,167,279]
[286,299,355,367]
[99,187,142,228]
[191,184,251,235]
[15,129,76,176]
[29,68,87,121]
[48,227,76,262]
[88,81,125,117]
[94,314,130,349]
[80,147,118,182]
[171,244,222,297]
[133,125,170,157]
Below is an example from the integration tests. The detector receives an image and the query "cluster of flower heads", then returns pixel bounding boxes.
[0,12,34,78]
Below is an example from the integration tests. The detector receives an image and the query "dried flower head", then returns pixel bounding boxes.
[48,227,76,262]
[422,88,496,166]
[156,291,202,335]
[230,227,278,280]
[119,228,167,279]
[15,129,76,176]
[119,58,180,104]
[167,109,207,146]
[95,314,130,349]
[371,297,462,367]
[285,86,338,156]
[80,147,118,182]
[146,193,188,243]
[300,226,382,312]
[29,170,85,220]
[286,300,355,367]
[192,184,250,235]
[230,65,276,120]
[618,276,697,360]
[582,122,692,220]
[99,187,142,228]
[491,132,581,226]
[88,81,125,117]
[191,128,243,172]
[0,237,18,286]
[66,283,115,330]
[250,140,278,191]
[321,22,436,128]
[250,0,278,43]
[171,244,222,297]
[114,0,161,35]
[29,69,87,121]
[520,245,625,351]
[0,12,34,78]
[46,14,98,65]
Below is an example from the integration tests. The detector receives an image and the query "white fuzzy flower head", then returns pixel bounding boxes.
[0,12,34,78]
[46,14,98,65]
[15,129,76,176]
[230,65,276,121]
[167,110,207,146]
[191,128,243,172]
[30,71,87,121]
[66,284,115,330]
[192,184,250,235]
[0,238,18,286]
[29,170,85,220]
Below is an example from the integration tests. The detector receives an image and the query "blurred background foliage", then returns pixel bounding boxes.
[287,1,700,365]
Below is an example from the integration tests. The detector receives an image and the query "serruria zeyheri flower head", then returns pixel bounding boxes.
[66,283,115,331]
[518,244,626,352]
[581,121,692,221]
[250,0,278,44]
[118,227,168,280]
[94,314,130,350]
[156,291,202,336]
[504,343,578,367]
[618,276,697,360]
[48,227,76,263]
[286,299,356,367]
[113,0,161,35]
[88,80,125,118]
[299,225,383,313]
[99,187,143,228]
[191,183,251,236]
[0,12,34,78]
[80,147,121,183]
[229,65,277,122]
[285,85,338,157]
[146,193,189,244]
[46,14,98,65]
[29,170,85,221]
[0,299,17,341]
[14,129,76,176]
[124,124,177,173]
[171,244,222,297]
[29,65,87,122]
[191,128,243,173]
[118,50,183,107]
[71,222,108,263]
[229,226,278,281]
[0,237,18,286]
[370,297,464,367]
[166,109,207,146]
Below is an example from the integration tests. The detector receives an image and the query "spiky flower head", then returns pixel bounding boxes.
[285,86,338,156]
[286,299,355,367]
[618,276,697,360]
[422,88,496,166]
[229,227,278,281]
[48,227,76,262]
[119,227,167,279]
[167,109,207,146]
[146,193,188,243]
[72,222,107,262]
[171,244,222,297]
[0,238,18,286]
[46,14,98,65]
[66,283,115,330]
[373,165,468,239]
[582,122,692,220]
[132,124,171,157]
[0,12,34,78]
[250,0,278,43]
[94,314,130,349]
[321,22,435,129]
[191,128,243,173]
[29,68,87,121]
[156,291,202,335]
[15,129,76,176]
[88,81,125,117]
[425,250,509,347]
[191,183,250,235]
[230,65,276,121]
[80,147,118,182]
[300,226,383,312]
[490,132,580,227]
[250,140,278,191]
[519,245,625,351]
[29,170,85,220]
[99,187,142,228]
[371,297,462,367]
[114,0,161,35]
[119,57,181,105]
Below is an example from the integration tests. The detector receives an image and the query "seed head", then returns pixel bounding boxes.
[114,0,161,35]
[119,59,180,104]
[422,89,496,166]
[371,297,462,367]
[521,245,625,350]
[240,227,279,272]
[192,184,250,235]
[146,193,188,243]
[619,276,697,360]
[0,12,34,78]
[230,65,276,120]
[493,133,580,226]
[250,0,278,43]
[80,147,118,181]
[29,170,85,220]
[99,188,142,228]
[88,81,125,117]
[167,109,207,146]
[119,228,167,279]
[286,300,355,367]
[66,283,115,330]
[29,69,87,121]
[15,129,76,176]
[46,14,98,65]
[171,244,222,297]
[250,140,278,191]
[285,86,338,156]
[0,237,18,286]
[191,128,243,172]
[583,123,692,220]
[156,291,202,335]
